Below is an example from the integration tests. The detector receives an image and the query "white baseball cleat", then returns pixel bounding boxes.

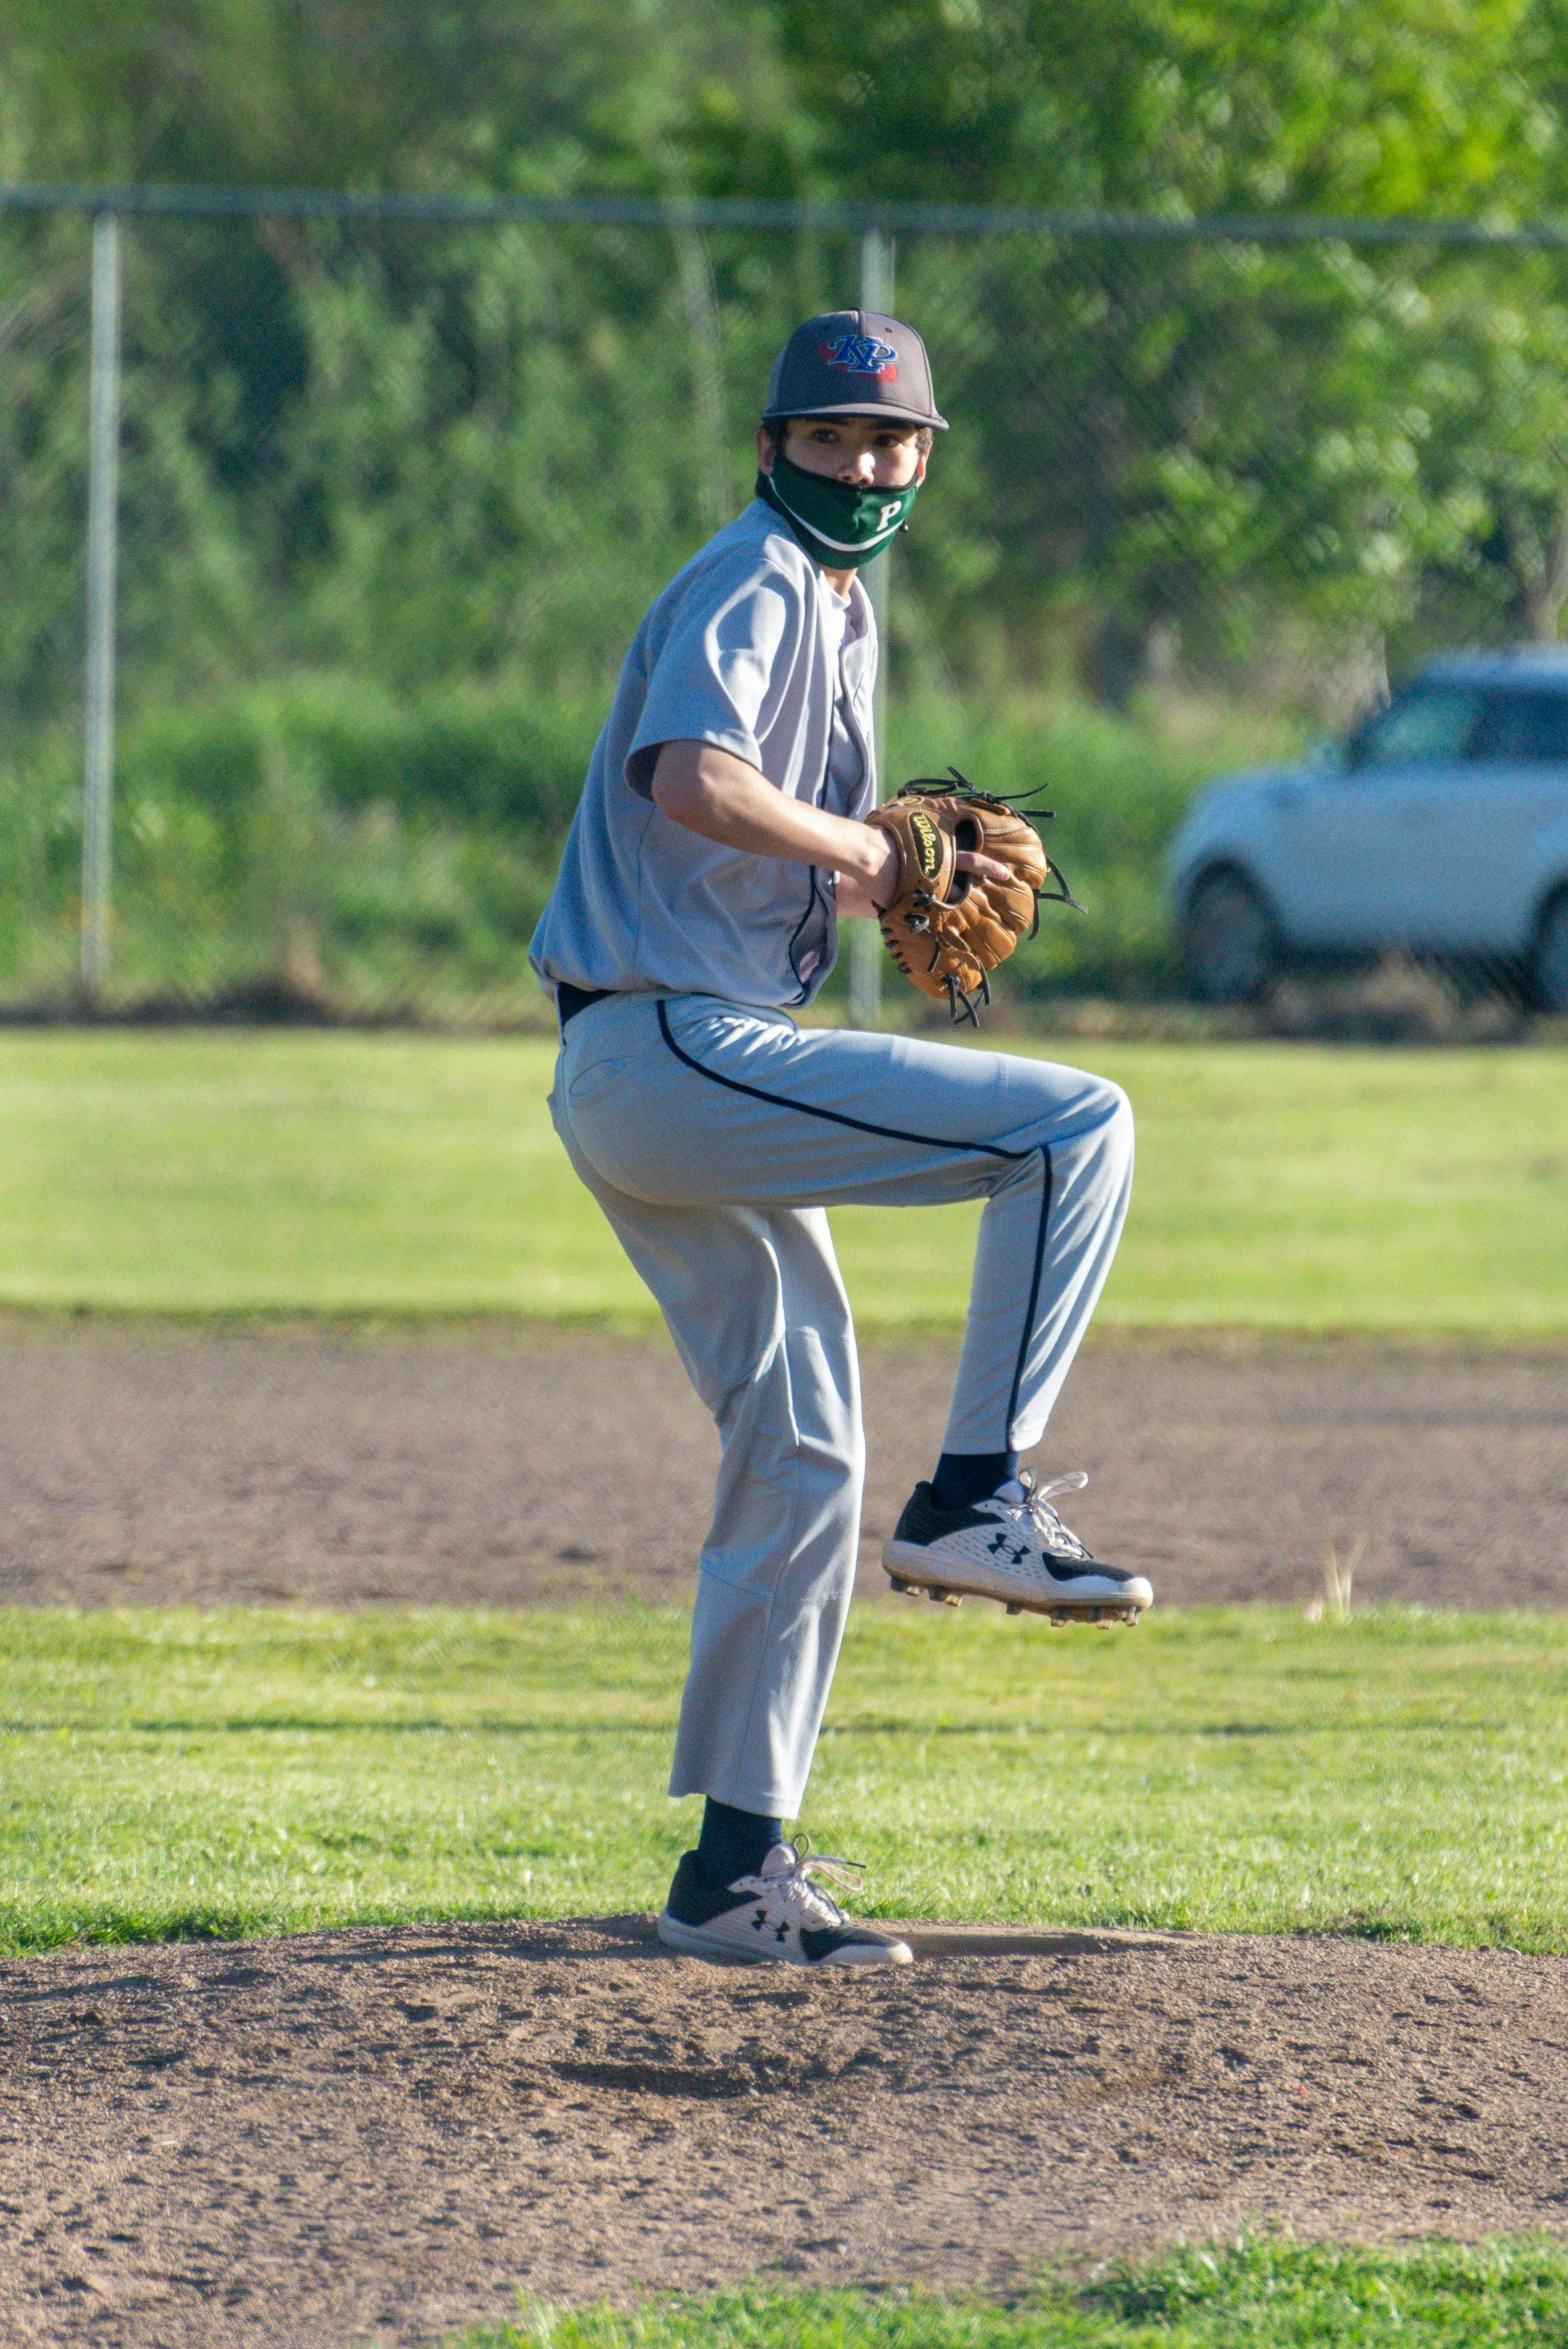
[883,1471,1153,1624]
[657,1840,913,1967]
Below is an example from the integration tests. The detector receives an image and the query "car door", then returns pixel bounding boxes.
[1266,684,1483,950]
[1415,688,1568,952]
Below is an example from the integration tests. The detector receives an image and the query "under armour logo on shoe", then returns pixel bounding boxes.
[988,1532,1029,1563]
[752,1909,768,1930]
[775,1923,790,1943]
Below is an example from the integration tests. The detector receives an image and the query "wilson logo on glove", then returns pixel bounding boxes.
[908,811,944,882]
[867,768,1082,1026]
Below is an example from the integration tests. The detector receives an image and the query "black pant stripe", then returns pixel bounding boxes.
[655,998,1053,1443]
[1005,1149,1053,1434]
[655,999,1031,1158]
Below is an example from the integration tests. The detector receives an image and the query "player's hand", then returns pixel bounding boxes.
[956,848,1013,885]
[837,831,900,917]
[838,833,1011,917]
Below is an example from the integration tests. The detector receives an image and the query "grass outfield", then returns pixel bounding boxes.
[6,1604,1568,1956]
[451,2241,1568,2347]
[0,1030,1565,1329]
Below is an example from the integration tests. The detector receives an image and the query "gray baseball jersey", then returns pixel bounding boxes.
[528,498,877,1010]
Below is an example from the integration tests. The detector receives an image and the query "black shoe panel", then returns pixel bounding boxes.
[891,1481,993,1545]
[663,1850,757,1929]
[799,1924,893,1962]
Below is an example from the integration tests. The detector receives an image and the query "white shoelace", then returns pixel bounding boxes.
[987,1469,1094,1561]
[739,1840,865,1929]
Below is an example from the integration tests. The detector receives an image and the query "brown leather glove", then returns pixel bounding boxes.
[865,769,1079,1024]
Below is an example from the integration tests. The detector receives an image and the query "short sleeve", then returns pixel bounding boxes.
[625,554,804,798]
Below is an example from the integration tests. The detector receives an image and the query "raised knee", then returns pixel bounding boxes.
[1099,1080,1134,1145]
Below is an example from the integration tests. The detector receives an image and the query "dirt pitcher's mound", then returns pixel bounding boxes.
[5,1923,1568,2348]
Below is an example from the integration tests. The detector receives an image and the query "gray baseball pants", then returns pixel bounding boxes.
[548,989,1133,1818]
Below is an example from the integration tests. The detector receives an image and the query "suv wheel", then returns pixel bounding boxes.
[1183,870,1278,1003]
[1535,891,1568,1013]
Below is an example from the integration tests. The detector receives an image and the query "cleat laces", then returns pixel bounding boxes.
[739,1837,866,1931]
[985,1469,1095,1561]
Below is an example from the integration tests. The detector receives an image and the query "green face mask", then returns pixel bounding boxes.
[756,448,920,568]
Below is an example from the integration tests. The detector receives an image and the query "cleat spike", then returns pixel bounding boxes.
[1005,1602,1022,1616]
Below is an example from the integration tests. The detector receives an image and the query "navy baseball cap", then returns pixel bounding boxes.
[763,310,948,431]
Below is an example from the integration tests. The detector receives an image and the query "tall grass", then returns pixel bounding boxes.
[0,681,603,1017]
[0,680,1296,1019]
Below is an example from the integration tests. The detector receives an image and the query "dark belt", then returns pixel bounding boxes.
[557,982,616,1031]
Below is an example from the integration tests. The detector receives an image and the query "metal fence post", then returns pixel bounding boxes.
[80,208,121,999]
[847,224,893,1031]
[672,219,731,540]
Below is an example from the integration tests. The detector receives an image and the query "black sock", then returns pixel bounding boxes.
[696,1797,783,1887]
[931,1449,1018,1512]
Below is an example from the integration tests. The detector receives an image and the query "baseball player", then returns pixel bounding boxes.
[530,310,1151,1970]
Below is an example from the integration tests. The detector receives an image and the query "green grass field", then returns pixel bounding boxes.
[1,1029,1566,1329]
[6,1603,1568,1956]
[452,2240,1568,2348]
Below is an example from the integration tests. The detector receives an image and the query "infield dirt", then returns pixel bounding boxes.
[1,1325,1565,1610]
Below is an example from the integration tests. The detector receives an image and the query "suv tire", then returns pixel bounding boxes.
[1534,891,1568,1013]
[1183,869,1279,1003]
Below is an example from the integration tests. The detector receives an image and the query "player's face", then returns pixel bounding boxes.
[758,415,928,489]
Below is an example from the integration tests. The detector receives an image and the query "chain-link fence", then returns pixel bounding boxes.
[5,184,1568,1021]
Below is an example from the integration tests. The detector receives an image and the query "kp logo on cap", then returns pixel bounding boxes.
[821,332,898,380]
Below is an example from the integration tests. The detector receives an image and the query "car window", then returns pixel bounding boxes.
[1348,687,1483,769]
[1470,689,1568,762]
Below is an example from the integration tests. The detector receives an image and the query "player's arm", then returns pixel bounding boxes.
[650,741,1007,917]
